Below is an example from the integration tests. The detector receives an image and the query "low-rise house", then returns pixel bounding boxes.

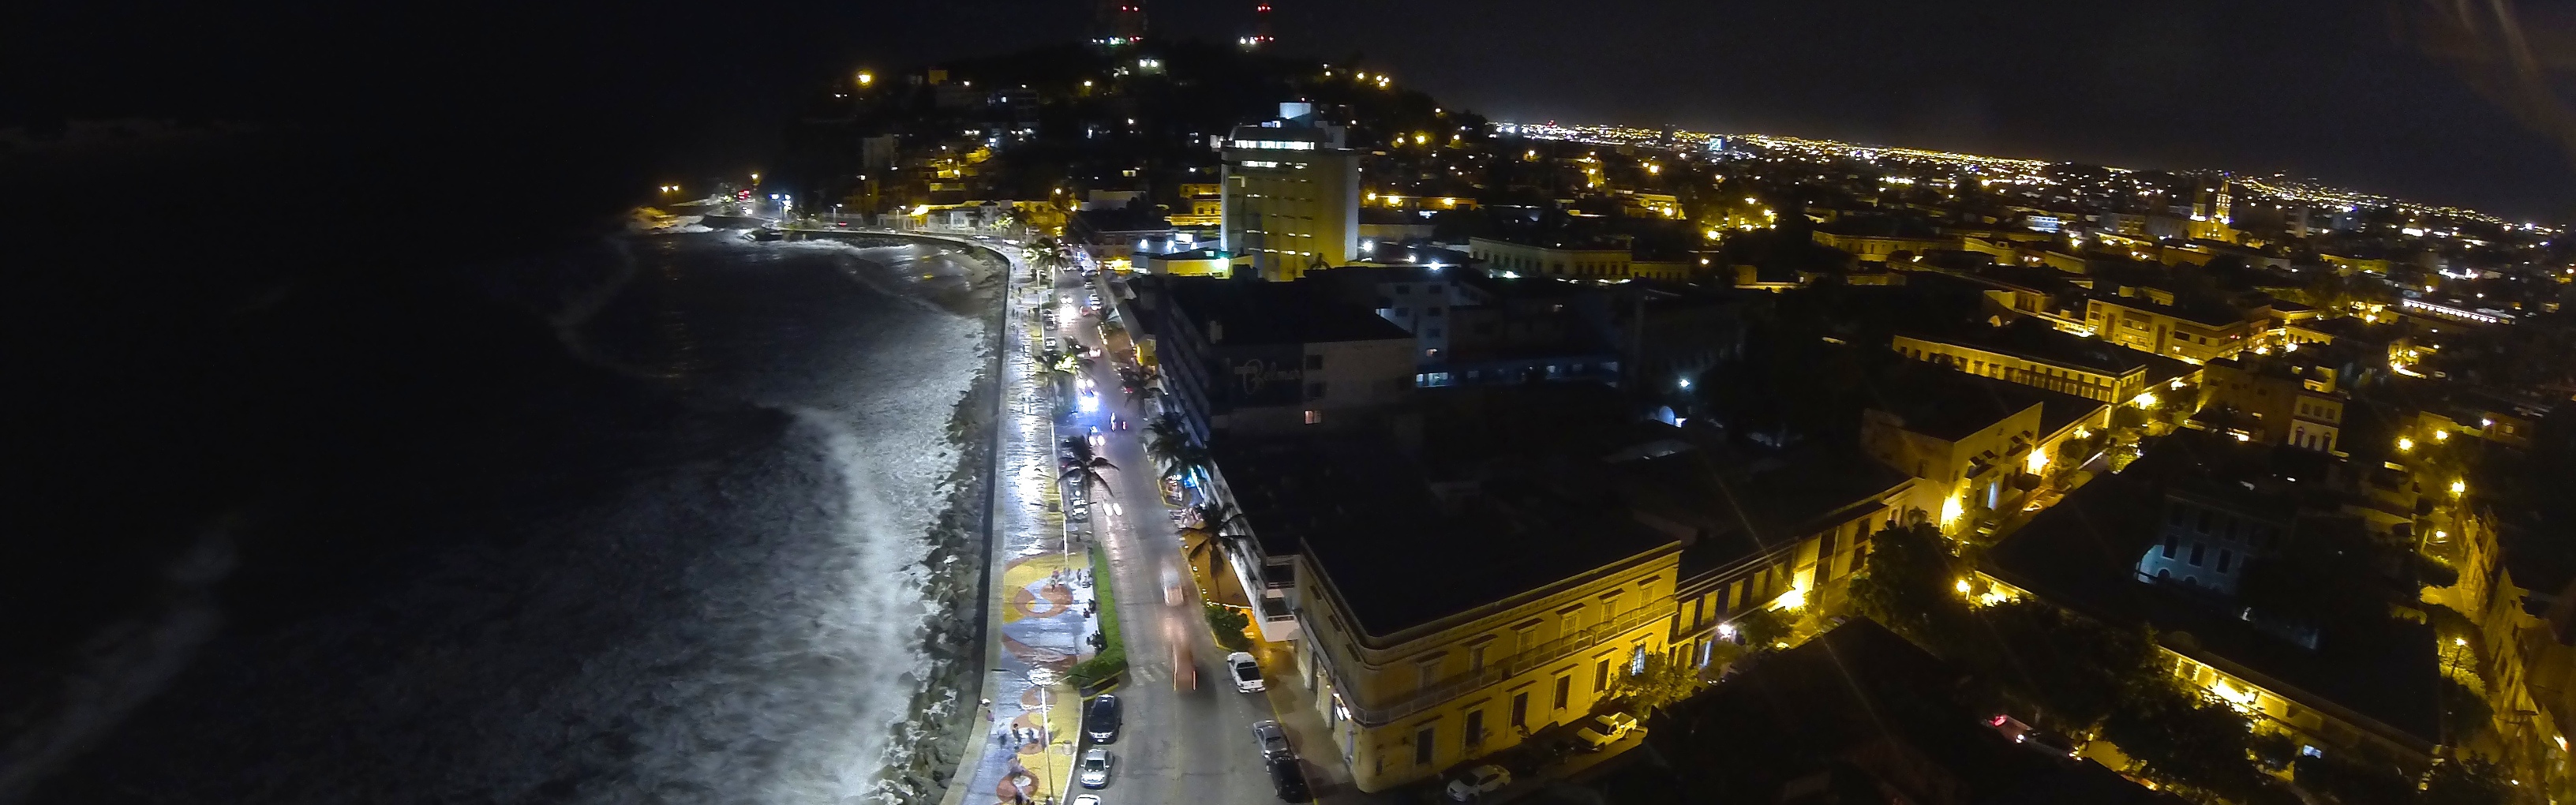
[1987,433,2443,766]
[2200,357,2350,452]
[1859,371,2110,531]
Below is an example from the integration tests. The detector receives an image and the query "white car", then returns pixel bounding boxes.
[1444,765,1510,801]
[1227,652,1264,693]
[1078,748,1113,788]
[1070,796,1100,805]
[1574,712,1642,751]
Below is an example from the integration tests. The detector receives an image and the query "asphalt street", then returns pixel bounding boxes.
[1050,270,1292,805]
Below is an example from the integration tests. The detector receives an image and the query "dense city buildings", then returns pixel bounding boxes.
[739,34,2576,805]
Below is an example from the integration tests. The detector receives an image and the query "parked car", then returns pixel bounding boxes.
[1070,795,1100,805]
[1267,757,1311,803]
[1085,695,1121,744]
[1251,720,1293,760]
[1444,765,1511,801]
[1574,712,1642,751]
[1226,652,1264,693]
[1078,748,1114,788]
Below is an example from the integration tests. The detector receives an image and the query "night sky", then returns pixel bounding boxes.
[11,0,2572,221]
[0,2,2567,799]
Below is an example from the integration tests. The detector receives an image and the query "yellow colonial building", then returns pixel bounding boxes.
[1222,439,1683,792]
[2084,290,2265,364]
[1466,235,1637,280]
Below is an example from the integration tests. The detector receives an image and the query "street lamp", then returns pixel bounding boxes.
[994,667,1065,802]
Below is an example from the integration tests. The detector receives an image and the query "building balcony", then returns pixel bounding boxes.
[1317,600,1677,727]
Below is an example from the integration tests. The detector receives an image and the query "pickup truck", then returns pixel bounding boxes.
[1573,712,1642,751]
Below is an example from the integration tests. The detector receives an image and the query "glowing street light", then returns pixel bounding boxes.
[2397,437,2415,451]
[2451,480,2467,496]
[856,71,874,87]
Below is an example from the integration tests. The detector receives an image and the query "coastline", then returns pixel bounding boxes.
[860,234,1012,805]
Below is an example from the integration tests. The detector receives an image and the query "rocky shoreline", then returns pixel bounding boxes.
[869,239,1009,805]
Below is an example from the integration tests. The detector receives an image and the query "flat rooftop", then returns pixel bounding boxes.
[1611,446,1914,580]
[1215,436,1677,638]
[1909,324,2195,386]
[1158,276,1413,346]
[2091,291,2250,328]
[1870,369,2070,442]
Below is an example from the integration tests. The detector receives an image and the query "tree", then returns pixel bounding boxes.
[2099,682,2266,801]
[1971,601,2162,732]
[1731,607,1795,650]
[1205,603,1253,652]
[2292,754,2415,805]
[1144,414,1196,475]
[1610,651,1709,717]
[1061,436,1117,496]
[1849,522,1973,653]
[2420,757,2513,805]
[1159,444,1211,485]
[1181,502,1246,575]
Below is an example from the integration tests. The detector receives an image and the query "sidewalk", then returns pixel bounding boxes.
[941,238,1100,805]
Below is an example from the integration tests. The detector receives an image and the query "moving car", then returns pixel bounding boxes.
[1078,748,1114,788]
[1251,720,1293,761]
[1084,695,1121,744]
[1267,757,1311,803]
[1574,712,1642,751]
[1226,652,1264,693]
[1444,765,1510,801]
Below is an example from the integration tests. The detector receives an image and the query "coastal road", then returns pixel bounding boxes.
[1050,271,1287,805]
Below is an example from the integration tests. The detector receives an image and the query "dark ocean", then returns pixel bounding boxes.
[4,230,997,804]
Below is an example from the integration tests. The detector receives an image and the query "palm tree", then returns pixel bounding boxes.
[1039,349,1075,376]
[1143,414,1189,464]
[1181,502,1249,577]
[1161,444,1212,485]
[1061,436,1117,496]
[1025,238,1073,280]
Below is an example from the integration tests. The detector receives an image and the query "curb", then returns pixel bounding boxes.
[936,232,1023,805]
